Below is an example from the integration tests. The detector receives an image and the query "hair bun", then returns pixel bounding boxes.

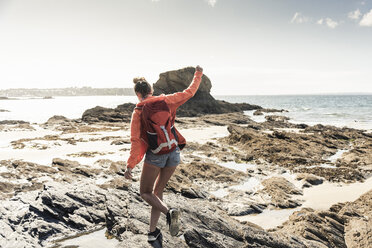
[133,77,147,84]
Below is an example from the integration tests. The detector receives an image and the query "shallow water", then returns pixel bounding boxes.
[328,149,349,163]
[236,176,372,229]
[54,228,119,248]
[0,126,130,166]
[0,96,137,123]
[179,126,230,144]
[219,161,256,173]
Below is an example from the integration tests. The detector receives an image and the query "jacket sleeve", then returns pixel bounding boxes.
[165,71,203,109]
[127,110,147,169]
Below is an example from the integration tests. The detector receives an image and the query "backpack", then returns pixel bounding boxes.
[138,99,179,155]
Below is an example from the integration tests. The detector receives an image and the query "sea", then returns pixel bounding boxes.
[0,95,371,131]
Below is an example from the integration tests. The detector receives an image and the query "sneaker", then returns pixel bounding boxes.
[148,228,161,242]
[166,208,180,236]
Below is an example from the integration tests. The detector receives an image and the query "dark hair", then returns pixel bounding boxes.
[133,77,152,98]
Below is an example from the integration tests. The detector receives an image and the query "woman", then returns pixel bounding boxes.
[124,65,203,242]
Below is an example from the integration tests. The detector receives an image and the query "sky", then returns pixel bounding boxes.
[0,0,371,95]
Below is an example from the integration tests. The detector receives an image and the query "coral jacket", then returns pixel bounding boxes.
[126,70,203,169]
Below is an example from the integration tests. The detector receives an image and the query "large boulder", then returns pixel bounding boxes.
[153,67,262,117]
[81,67,262,122]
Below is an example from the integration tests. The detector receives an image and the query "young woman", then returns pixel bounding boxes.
[124,66,203,242]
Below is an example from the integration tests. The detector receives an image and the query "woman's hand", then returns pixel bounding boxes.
[196,65,203,73]
[124,167,133,180]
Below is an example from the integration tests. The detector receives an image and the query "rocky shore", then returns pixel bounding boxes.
[0,67,371,247]
[0,110,371,248]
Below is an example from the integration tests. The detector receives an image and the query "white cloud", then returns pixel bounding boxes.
[206,0,217,7]
[348,9,362,20]
[291,12,310,24]
[317,17,339,29]
[325,18,338,29]
[360,9,372,27]
[151,0,160,2]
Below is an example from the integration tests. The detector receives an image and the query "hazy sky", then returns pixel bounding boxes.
[0,0,371,95]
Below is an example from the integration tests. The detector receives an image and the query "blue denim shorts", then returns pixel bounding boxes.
[144,146,181,168]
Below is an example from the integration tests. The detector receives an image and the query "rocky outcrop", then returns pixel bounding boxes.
[0,120,29,124]
[296,173,323,186]
[0,120,35,131]
[253,108,288,116]
[259,177,302,208]
[275,189,372,248]
[0,109,10,112]
[0,158,322,248]
[82,103,135,123]
[226,124,370,182]
[153,67,261,117]
[45,115,71,124]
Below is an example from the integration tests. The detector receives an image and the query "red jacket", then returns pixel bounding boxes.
[126,70,203,169]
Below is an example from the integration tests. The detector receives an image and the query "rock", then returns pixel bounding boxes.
[153,67,261,117]
[200,112,253,126]
[0,120,29,125]
[0,109,10,112]
[226,124,370,182]
[296,173,323,186]
[52,158,81,167]
[254,108,288,115]
[110,139,131,145]
[180,187,208,199]
[265,115,290,122]
[45,115,70,124]
[82,103,135,123]
[259,177,303,208]
[225,203,261,216]
[274,189,372,248]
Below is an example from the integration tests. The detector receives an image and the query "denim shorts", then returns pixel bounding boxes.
[144,146,181,168]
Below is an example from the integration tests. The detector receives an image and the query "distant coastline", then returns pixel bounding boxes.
[0,87,135,97]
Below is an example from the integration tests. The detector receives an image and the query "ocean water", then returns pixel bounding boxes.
[215,95,372,130]
[0,96,137,123]
[0,95,371,130]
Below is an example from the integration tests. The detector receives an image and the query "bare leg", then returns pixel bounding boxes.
[140,162,168,221]
[149,165,178,232]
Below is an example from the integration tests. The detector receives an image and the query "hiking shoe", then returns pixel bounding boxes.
[166,208,180,236]
[148,228,161,242]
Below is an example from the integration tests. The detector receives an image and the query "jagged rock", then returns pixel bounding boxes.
[0,120,29,124]
[110,139,131,145]
[296,173,323,186]
[259,177,303,208]
[82,103,135,123]
[274,189,372,248]
[253,108,288,116]
[44,115,70,124]
[153,67,261,117]
[225,203,263,216]
[265,115,290,123]
[226,124,370,182]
